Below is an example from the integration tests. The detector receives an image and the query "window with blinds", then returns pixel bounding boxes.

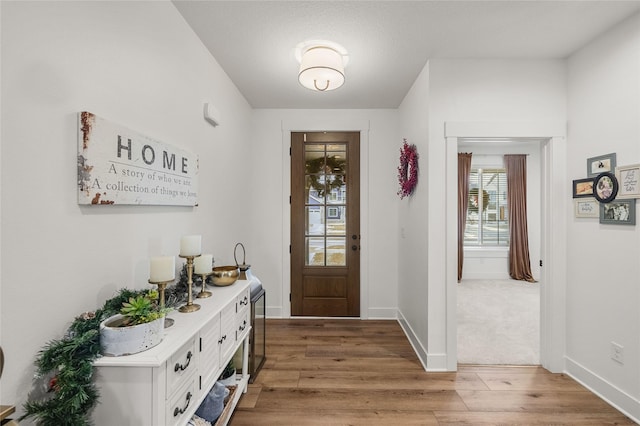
[464,168,509,246]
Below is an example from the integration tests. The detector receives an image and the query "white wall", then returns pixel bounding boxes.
[249,109,399,319]
[431,59,567,369]
[566,12,640,420]
[397,62,430,367]
[399,58,566,370]
[0,2,252,418]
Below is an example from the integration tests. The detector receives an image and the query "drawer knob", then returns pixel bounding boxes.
[218,335,227,345]
[173,391,192,417]
[240,296,249,306]
[239,320,247,332]
[174,351,193,372]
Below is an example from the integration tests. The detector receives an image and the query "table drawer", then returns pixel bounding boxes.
[220,302,236,362]
[199,313,221,390]
[166,371,197,426]
[237,288,250,313]
[236,307,251,341]
[166,337,196,396]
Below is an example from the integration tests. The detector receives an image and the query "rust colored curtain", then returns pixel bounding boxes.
[504,155,536,282]
[458,153,472,282]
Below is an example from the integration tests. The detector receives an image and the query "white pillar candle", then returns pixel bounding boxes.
[194,254,213,275]
[180,235,202,256]
[150,256,175,282]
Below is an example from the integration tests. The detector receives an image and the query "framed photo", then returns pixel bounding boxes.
[587,153,616,177]
[599,200,636,225]
[572,177,594,198]
[574,199,599,218]
[615,163,640,199]
[593,172,618,203]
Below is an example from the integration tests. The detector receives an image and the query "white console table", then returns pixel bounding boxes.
[93,280,251,426]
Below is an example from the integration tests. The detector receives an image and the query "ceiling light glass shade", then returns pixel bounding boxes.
[298,46,345,92]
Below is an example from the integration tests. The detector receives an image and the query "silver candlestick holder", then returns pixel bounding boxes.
[178,254,201,313]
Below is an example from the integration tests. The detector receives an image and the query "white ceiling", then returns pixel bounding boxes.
[173,1,640,109]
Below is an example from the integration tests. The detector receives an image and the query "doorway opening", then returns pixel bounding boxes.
[457,138,542,365]
[445,121,567,373]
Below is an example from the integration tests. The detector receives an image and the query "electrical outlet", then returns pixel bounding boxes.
[611,342,624,365]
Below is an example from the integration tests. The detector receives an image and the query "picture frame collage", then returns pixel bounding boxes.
[572,153,638,225]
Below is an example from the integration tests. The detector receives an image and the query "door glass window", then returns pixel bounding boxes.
[326,206,345,235]
[326,237,346,266]
[305,237,324,266]
[304,143,347,266]
[305,206,324,235]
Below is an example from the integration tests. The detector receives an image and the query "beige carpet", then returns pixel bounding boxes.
[457,279,540,365]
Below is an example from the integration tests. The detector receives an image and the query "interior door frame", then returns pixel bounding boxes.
[445,121,567,373]
[281,119,371,319]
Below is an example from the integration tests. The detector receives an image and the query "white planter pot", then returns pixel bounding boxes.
[100,314,164,356]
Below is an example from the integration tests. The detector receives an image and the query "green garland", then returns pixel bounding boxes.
[21,280,191,426]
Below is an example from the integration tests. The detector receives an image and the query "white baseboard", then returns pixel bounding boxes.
[397,309,429,371]
[461,272,511,280]
[266,306,282,318]
[565,356,640,423]
[426,353,448,371]
[367,307,398,319]
[396,310,449,371]
[267,306,398,320]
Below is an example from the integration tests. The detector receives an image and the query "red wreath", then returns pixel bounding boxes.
[397,139,419,199]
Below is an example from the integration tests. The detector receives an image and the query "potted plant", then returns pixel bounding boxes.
[217,359,236,386]
[99,289,171,356]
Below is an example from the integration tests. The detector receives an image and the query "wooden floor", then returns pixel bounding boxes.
[231,319,634,425]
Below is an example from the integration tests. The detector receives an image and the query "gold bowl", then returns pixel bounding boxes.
[211,266,240,286]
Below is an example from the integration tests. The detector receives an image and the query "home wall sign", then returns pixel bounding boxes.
[77,112,198,206]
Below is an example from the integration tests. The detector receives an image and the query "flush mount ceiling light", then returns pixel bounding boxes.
[295,40,348,92]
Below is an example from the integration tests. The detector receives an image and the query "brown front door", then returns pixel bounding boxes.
[291,131,360,317]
